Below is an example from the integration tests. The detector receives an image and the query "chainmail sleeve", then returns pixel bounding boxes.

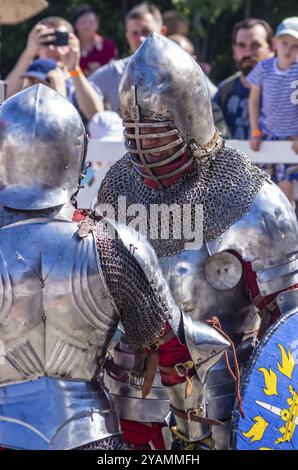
[94,222,171,348]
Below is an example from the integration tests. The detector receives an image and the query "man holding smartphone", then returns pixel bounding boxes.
[6,16,102,121]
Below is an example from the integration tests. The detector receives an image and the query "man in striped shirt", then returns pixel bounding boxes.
[248,17,298,206]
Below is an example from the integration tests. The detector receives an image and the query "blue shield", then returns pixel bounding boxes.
[233,310,298,450]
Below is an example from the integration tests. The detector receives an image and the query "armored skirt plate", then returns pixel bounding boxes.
[232,310,298,450]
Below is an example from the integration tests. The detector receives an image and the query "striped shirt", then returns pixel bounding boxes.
[247,57,298,137]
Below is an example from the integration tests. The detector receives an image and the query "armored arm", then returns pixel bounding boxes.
[207,181,298,336]
[241,187,298,335]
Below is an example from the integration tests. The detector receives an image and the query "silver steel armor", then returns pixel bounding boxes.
[102,221,230,443]
[119,33,223,186]
[104,339,171,424]
[0,85,86,210]
[0,85,229,450]
[97,33,298,449]
[0,219,120,386]
[0,86,119,449]
[98,161,298,449]
[112,221,230,363]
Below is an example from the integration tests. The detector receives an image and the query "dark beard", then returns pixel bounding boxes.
[237,58,258,76]
[241,64,255,76]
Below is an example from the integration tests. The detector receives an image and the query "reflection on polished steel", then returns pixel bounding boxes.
[119,33,223,185]
[0,86,139,450]
[182,313,230,383]
[207,182,298,296]
[0,216,121,449]
[104,343,170,423]
[99,34,298,449]
[0,377,120,450]
[97,147,267,257]
[156,180,298,446]
[0,219,119,384]
[0,85,86,210]
[276,288,298,316]
[159,244,257,337]
[166,377,208,442]
[105,220,230,444]
[120,33,215,148]
[99,171,298,448]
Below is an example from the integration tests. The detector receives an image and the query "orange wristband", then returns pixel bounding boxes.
[69,67,83,78]
[251,129,263,138]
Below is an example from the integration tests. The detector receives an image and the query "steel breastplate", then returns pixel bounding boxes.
[0,217,119,385]
[158,181,298,336]
[157,181,298,422]
[159,245,257,339]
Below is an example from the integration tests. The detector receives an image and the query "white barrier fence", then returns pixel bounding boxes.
[77,139,298,208]
[0,81,6,105]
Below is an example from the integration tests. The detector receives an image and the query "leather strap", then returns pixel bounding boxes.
[142,350,159,398]
[104,358,129,382]
[170,405,223,426]
[132,346,146,375]
[141,329,178,397]
[159,360,195,398]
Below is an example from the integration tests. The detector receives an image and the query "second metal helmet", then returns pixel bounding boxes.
[119,33,219,152]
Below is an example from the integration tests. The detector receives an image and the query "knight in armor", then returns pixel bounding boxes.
[0,84,230,450]
[96,33,298,450]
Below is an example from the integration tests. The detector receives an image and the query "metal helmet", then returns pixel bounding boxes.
[119,33,222,185]
[0,84,87,210]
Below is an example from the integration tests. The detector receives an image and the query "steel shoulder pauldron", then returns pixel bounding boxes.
[207,181,298,297]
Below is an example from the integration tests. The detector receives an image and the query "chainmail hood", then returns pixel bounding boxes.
[97,145,268,257]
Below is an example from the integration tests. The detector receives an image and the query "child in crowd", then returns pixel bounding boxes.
[248,17,298,206]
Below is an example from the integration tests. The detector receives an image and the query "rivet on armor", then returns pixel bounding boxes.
[204,252,243,291]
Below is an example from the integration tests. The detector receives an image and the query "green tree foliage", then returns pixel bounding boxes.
[172,0,298,82]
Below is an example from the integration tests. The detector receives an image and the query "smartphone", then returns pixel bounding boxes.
[41,31,69,46]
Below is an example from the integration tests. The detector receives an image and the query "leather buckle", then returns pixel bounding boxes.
[175,360,194,377]
[175,362,188,377]
[187,406,204,421]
